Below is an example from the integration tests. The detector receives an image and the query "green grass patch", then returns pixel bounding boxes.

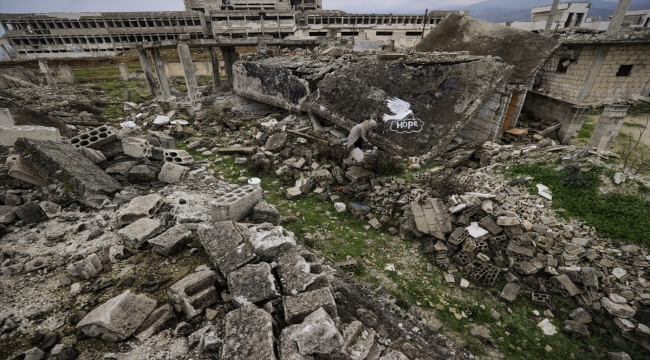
[575,115,598,143]
[506,162,650,245]
[627,102,650,117]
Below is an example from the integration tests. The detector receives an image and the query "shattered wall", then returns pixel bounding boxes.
[233,52,513,157]
[415,13,560,84]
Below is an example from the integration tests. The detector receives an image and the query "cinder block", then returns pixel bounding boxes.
[163,149,194,164]
[158,162,189,183]
[117,194,163,227]
[148,224,192,256]
[69,126,117,150]
[122,138,152,158]
[0,126,61,147]
[167,270,218,318]
[210,185,263,222]
[117,218,165,249]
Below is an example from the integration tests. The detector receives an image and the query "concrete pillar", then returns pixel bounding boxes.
[150,48,172,101]
[642,78,650,97]
[257,42,267,54]
[177,43,201,107]
[137,48,157,97]
[119,63,130,81]
[606,0,633,38]
[0,46,10,61]
[209,47,223,93]
[38,60,59,93]
[557,105,590,144]
[588,105,629,151]
[543,0,560,37]
[221,46,239,90]
[577,45,610,103]
[57,65,75,84]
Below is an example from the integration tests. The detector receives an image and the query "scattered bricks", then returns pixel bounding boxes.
[532,293,554,309]
[117,194,163,227]
[448,227,471,247]
[265,132,288,152]
[570,307,592,324]
[284,287,338,325]
[335,258,358,271]
[117,218,165,250]
[563,320,590,339]
[478,216,503,235]
[475,240,489,252]
[290,307,343,356]
[148,224,192,256]
[5,155,50,186]
[413,172,432,183]
[122,138,152,158]
[167,270,218,319]
[469,263,490,283]
[453,250,472,266]
[228,263,279,307]
[506,240,534,258]
[311,169,333,184]
[210,185,263,222]
[0,126,61,147]
[198,221,256,275]
[411,198,452,240]
[483,266,501,286]
[251,199,282,226]
[77,290,156,342]
[276,252,329,296]
[462,239,477,253]
[158,162,189,183]
[500,282,521,302]
[134,304,174,342]
[332,166,347,184]
[14,201,46,223]
[601,297,636,318]
[515,261,539,275]
[66,253,103,279]
[69,126,117,150]
[163,150,194,164]
[551,274,582,297]
[222,305,276,360]
[345,166,374,182]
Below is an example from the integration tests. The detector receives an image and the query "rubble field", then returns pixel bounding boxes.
[2,45,650,360]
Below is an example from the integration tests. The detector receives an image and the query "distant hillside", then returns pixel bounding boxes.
[440,0,650,23]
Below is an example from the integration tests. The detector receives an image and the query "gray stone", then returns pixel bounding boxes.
[13,138,121,203]
[379,351,409,360]
[569,307,592,324]
[222,305,276,360]
[148,130,176,149]
[126,164,158,184]
[341,321,381,360]
[290,307,343,355]
[210,185,263,222]
[134,304,175,342]
[5,154,50,186]
[198,221,258,275]
[411,198,451,240]
[551,275,582,297]
[608,352,632,360]
[279,325,314,360]
[283,288,337,325]
[77,290,157,342]
[81,148,107,164]
[14,201,46,223]
[345,166,374,182]
[148,224,192,256]
[563,320,590,339]
[0,206,17,224]
[277,251,329,296]
[228,263,279,307]
[602,297,636,318]
[167,270,218,319]
[251,199,282,226]
[158,162,189,183]
[265,132,288,152]
[117,194,163,227]
[248,223,296,261]
[500,282,521,302]
[117,218,165,250]
[66,253,103,279]
[216,242,259,277]
[39,201,61,219]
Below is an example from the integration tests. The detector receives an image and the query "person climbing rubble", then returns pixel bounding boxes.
[347,119,377,149]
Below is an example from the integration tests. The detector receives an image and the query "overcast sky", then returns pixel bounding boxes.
[0,0,483,14]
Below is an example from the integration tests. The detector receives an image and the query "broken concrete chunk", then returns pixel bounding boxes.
[602,297,635,318]
[117,194,163,227]
[216,241,259,277]
[345,166,374,182]
[167,270,218,319]
[265,132,288,152]
[66,253,103,279]
[5,155,50,186]
[14,201,46,223]
[500,282,521,302]
[117,218,165,250]
[222,305,276,360]
[563,320,590,339]
[0,126,61,147]
[290,307,343,355]
[148,224,192,256]
[283,287,338,325]
[277,251,329,296]
[198,221,251,268]
[134,304,174,342]
[251,199,282,226]
[247,223,296,261]
[0,206,18,224]
[379,350,410,360]
[341,321,381,360]
[13,138,122,202]
[411,198,451,240]
[228,262,279,307]
[279,325,314,360]
[76,290,156,342]
[122,137,152,158]
[158,162,189,183]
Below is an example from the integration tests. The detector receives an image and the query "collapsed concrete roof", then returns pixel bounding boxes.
[233,51,513,157]
[415,13,561,84]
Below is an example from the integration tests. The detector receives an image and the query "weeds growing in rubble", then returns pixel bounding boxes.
[506,162,650,245]
[431,171,471,198]
[316,144,349,164]
[362,151,404,176]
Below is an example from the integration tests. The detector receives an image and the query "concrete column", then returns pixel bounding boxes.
[137,48,157,97]
[150,48,172,101]
[258,42,267,54]
[606,0,633,38]
[38,60,59,93]
[177,43,201,107]
[557,105,590,144]
[119,63,130,80]
[543,0,560,37]
[0,46,10,61]
[588,105,629,151]
[209,47,223,93]
[642,77,650,97]
[577,45,610,103]
[221,46,239,90]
